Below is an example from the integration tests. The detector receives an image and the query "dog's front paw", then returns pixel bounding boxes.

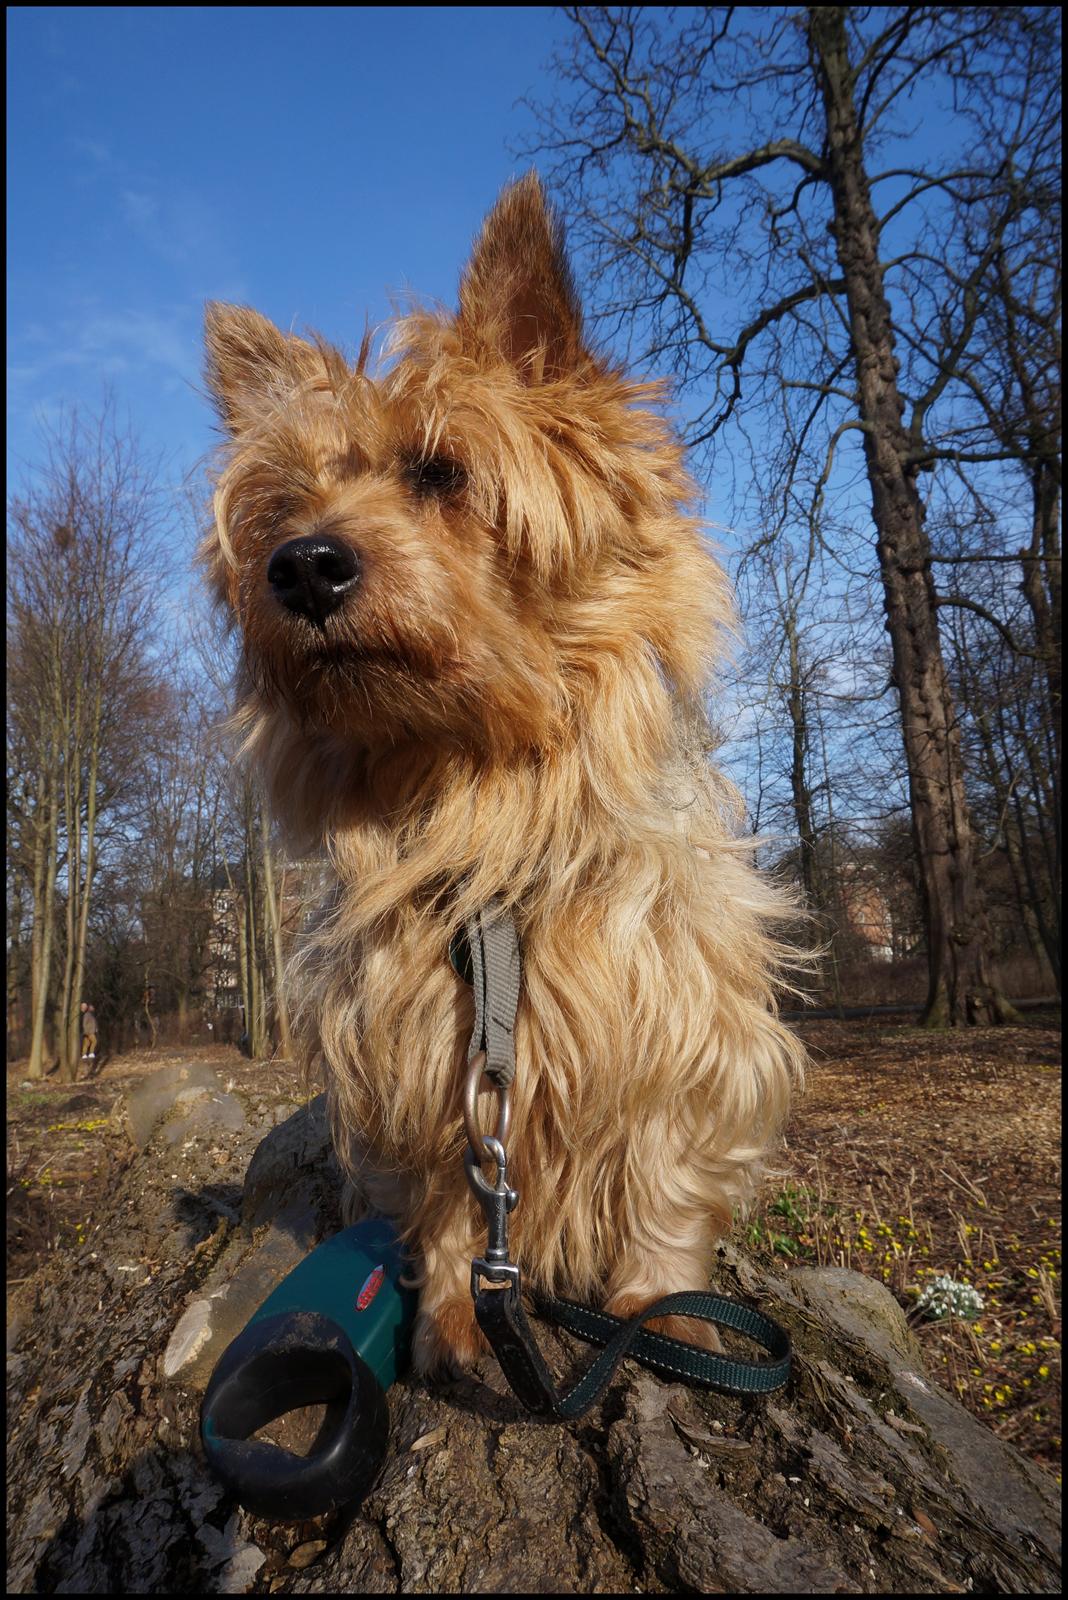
[412,1295,489,1377]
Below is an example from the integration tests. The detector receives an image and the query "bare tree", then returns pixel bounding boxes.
[946,573,1060,987]
[189,604,293,1060]
[528,5,1059,1023]
[133,675,228,1039]
[8,618,63,1076]
[7,404,168,1078]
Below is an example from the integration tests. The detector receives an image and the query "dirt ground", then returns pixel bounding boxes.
[753,1011,1062,1479]
[7,1012,1061,1478]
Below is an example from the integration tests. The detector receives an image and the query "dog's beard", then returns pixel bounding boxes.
[243,627,460,741]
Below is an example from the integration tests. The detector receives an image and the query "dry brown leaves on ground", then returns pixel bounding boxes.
[745,1011,1061,1479]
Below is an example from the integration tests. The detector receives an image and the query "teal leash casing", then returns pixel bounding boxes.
[199,1219,418,1521]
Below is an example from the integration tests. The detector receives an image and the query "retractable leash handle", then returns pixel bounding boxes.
[200,1219,418,1521]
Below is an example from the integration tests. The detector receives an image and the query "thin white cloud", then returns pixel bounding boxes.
[70,135,114,168]
[8,307,196,391]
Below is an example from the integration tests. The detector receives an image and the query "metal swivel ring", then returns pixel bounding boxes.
[462,1049,511,1165]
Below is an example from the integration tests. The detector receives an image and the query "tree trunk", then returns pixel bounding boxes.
[973,701,1056,981]
[809,5,1014,1027]
[259,801,293,1059]
[1021,460,1061,938]
[143,970,158,1050]
[242,823,269,1059]
[29,766,46,1030]
[67,723,101,1077]
[785,614,823,916]
[27,757,59,1080]
[57,738,82,1082]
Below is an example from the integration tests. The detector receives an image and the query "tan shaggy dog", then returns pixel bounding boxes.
[202,174,804,1375]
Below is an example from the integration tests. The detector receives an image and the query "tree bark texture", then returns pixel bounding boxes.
[809,5,1013,1027]
[6,1091,1059,1594]
[785,613,824,918]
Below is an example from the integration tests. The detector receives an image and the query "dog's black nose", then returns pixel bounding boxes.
[267,535,361,625]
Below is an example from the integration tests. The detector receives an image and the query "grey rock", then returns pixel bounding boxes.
[157,1089,248,1148]
[164,1221,313,1390]
[122,1061,228,1150]
[241,1094,334,1231]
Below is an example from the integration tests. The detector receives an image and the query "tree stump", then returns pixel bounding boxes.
[6,1090,1060,1594]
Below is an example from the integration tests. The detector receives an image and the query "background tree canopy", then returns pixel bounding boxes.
[6,6,1060,1072]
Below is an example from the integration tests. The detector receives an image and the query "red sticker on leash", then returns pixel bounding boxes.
[356,1265,385,1311]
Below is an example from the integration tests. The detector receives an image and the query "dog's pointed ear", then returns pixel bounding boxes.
[205,302,325,434]
[458,173,586,381]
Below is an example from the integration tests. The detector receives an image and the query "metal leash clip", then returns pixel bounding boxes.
[463,1050,520,1296]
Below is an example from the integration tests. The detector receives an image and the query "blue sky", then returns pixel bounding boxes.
[8,6,566,515]
[8,7,989,837]
[4,3,902,829]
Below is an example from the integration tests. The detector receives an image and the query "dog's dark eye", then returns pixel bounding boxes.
[407,456,466,497]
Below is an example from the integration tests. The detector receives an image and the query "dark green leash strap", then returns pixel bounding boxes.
[536,1290,792,1397]
[474,1276,791,1421]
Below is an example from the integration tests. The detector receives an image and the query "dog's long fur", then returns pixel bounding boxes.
[202,174,804,1372]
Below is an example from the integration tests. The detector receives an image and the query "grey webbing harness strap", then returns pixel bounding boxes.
[464,898,522,1090]
[459,901,792,1415]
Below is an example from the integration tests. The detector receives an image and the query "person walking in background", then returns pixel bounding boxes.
[80,1001,97,1062]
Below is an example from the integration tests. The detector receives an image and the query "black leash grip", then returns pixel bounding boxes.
[472,1274,563,1418]
[200,1311,388,1521]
